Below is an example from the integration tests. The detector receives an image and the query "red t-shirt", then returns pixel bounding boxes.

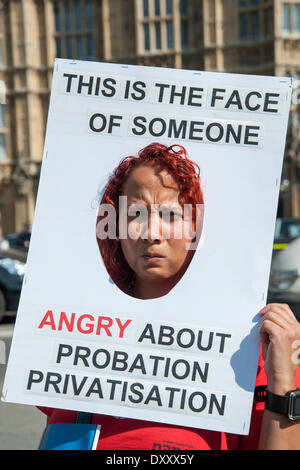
[38,352,300,450]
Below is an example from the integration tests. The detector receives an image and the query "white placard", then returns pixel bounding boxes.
[2,59,292,435]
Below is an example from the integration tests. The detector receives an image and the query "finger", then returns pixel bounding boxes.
[260,315,300,352]
[260,303,295,318]
[260,310,290,330]
[259,317,283,342]
[259,303,297,325]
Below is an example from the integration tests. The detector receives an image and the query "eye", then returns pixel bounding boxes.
[170,211,183,221]
[128,204,147,220]
[160,208,182,221]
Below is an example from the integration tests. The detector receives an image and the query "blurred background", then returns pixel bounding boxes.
[0,0,300,449]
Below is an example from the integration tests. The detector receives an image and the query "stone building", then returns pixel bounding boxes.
[0,0,299,234]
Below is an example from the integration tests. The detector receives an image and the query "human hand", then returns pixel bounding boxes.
[259,303,300,395]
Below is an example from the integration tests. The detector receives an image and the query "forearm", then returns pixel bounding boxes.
[257,304,300,450]
[259,409,300,450]
[258,370,300,449]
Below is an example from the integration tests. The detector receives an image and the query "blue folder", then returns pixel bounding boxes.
[38,412,100,450]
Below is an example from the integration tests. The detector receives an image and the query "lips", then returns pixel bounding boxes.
[141,254,165,260]
[142,253,164,258]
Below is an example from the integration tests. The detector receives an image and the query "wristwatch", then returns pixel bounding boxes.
[265,389,300,420]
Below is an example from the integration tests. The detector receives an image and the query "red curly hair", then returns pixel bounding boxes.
[96,142,204,296]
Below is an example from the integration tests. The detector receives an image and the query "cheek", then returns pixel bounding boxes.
[120,238,136,267]
[120,238,133,263]
[167,238,190,266]
[167,218,194,241]
[127,219,146,240]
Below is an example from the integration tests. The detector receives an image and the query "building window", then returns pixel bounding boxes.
[250,10,259,40]
[0,104,5,129]
[0,135,6,159]
[294,4,300,32]
[76,36,84,59]
[283,4,291,32]
[55,37,62,57]
[0,40,3,66]
[155,22,161,49]
[85,0,94,29]
[64,0,72,31]
[65,36,72,58]
[143,23,150,50]
[282,3,300,33]
[0,104,6,158]
[239,0,259,5]
[87,35,95,60]
[166,0,173,14]
[264,6,274,37]
[54,1,60,31]
[155,0,160,16]
[180,0,187,14]
[53,0,95,61]
[239,13,248,41]
[143,0,149,17]
[181,20,188,49]
[139,0,188,53]
[166,20,174,49]
[239,9,259,41]
[74,0,82,29]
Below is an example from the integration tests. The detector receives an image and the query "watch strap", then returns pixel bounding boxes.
[265,390,290,415]
[254,385,267,402]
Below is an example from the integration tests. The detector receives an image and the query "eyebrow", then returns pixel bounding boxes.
[127,202,183,211]
[159,204,183,211]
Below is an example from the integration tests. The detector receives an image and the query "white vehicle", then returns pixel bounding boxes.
[268,237,300,321]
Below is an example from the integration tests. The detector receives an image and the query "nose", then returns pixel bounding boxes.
[142,207,162,242]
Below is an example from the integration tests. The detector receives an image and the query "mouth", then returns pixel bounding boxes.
[141,254,165,262]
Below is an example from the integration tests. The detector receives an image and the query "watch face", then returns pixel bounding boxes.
[289,390,300,420]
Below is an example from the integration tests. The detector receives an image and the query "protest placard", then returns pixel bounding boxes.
[2,59,292,435]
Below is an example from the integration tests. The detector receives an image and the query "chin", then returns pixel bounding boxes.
[141,272,169,282]
[139,268,178,283]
